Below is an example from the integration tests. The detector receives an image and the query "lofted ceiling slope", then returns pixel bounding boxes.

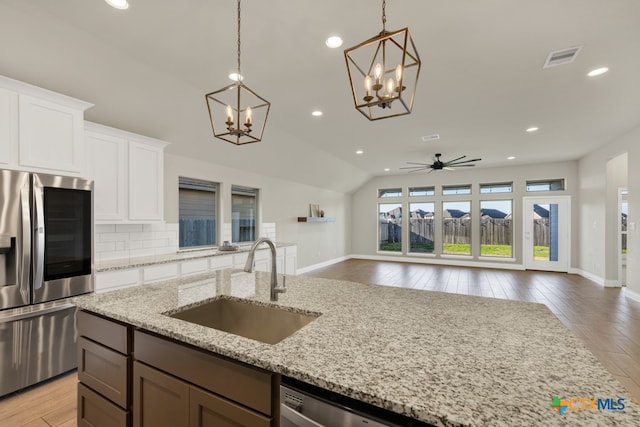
[1,0,639,193]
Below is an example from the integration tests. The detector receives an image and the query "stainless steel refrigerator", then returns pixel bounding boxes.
[0,169,93,397]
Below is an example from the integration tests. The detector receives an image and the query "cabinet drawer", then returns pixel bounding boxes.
[78,336,129,408]
[78,310,131,354]
[78,383,129,427]
[135,331,273,416]
[190,385,271,427]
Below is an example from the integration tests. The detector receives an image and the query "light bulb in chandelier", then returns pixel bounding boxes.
[363,75,373,102]
[245,107,252,127]
[373,63,383,90]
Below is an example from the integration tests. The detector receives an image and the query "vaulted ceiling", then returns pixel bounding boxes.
[1,0,639,192]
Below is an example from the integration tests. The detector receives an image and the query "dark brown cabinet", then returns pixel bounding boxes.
[77,310,133,427]
[133,361,189,427]
[77,311,276,426]
[134,331,274,427]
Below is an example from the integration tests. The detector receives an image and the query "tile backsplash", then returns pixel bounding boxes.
[95,223,179,262]
[94,222,277,262]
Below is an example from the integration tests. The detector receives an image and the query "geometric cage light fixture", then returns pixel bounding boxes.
[344,0,421,121]
[205,0,270,145]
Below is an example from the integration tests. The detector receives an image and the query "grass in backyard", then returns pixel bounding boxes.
[443,243,471,255]
[480,244,512,257]
[380,242,402,251]
[534,245,549,259]
[410,242,434,253]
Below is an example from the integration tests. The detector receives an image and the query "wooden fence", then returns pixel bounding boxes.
[381,218,550,246]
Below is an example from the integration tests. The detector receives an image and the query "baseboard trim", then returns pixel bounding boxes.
[350,254,526,271]
[569,268,607,286]
[296,256,352,275]
[625,288,640,303]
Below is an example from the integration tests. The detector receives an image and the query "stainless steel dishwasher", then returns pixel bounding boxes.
[280,378,434,427]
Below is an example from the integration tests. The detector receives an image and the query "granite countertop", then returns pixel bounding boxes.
[74,270,640,426]
[96,242,296,272]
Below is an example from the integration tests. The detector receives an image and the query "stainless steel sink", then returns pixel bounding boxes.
[169,297,320,344]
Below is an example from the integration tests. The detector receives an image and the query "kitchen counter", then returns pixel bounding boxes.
[95,242,296,272]
[73,270,640,426]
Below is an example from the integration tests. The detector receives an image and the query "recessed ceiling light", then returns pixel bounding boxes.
[507,156,516,160]
[311,110,323,117]
[228,73,244,82]
[384,168,390,172]
[526,126,539,133]
[325,36,343,48]
[356,150,364,155]
[105,0,129,9]
[587,67,609,77]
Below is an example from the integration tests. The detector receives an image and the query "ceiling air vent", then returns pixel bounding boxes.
[421,134,440,142]
[543,46,582,69]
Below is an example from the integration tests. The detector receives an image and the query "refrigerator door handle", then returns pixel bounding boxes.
[19,176,31,301]
[0,302,75,323]
[32,179,45,291]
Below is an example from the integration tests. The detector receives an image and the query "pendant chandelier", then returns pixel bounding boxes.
[344,0,421,121]
[205,0,270,145]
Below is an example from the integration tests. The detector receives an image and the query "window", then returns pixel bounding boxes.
[379,188,402,198]
[442,201,471,255]
[179,178,217,248]
[480,200,512,257]
[480,182,512,194]
[232,185,258,243]
[526,179,565,192]
[409,186,435,197]
[409,202,434,253]
[442,185,471,195]
[379,203,402,252]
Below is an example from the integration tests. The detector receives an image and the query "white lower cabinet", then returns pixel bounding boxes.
[95,246,297,293]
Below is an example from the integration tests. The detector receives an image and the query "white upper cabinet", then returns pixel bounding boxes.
[0,75,92,175]
[0,87,18,166]
[86,129,127,221]
[86,122,168,223]
[128,139,165,221]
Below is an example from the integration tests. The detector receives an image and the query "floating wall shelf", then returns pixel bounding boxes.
[297,217,336,223]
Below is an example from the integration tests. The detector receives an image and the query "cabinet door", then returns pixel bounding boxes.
[190,386,271,427]
[0,87,18,166]
[87,131,127,221]
[129,140,164,221]
[18,94,84,173]
[133,361,189,427]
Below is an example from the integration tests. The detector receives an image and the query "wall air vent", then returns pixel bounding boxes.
[543,46,582,69]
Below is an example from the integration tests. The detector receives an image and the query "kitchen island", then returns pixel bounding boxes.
[74,270,640,426]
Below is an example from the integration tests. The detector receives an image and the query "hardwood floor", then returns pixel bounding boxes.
[2,260,639,426]
[0,370,77,427]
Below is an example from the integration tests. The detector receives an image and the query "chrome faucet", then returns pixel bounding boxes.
[243,237,286,301]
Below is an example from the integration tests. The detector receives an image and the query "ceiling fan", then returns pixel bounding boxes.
[400,153,482,173]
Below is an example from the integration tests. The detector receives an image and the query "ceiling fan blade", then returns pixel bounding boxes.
[407,167,431,173]
[446,158,481,166]
[400,165,429,170]
[446,155,466,164]
[404,162,430,166]
[449,164,476,167]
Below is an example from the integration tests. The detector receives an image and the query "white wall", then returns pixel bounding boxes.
[164,154,350,269]
[578,124,640,295]
[350,161,579,268]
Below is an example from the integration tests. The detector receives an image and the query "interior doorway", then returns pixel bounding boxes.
[619,188,628,286]
[523,196,571,272]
